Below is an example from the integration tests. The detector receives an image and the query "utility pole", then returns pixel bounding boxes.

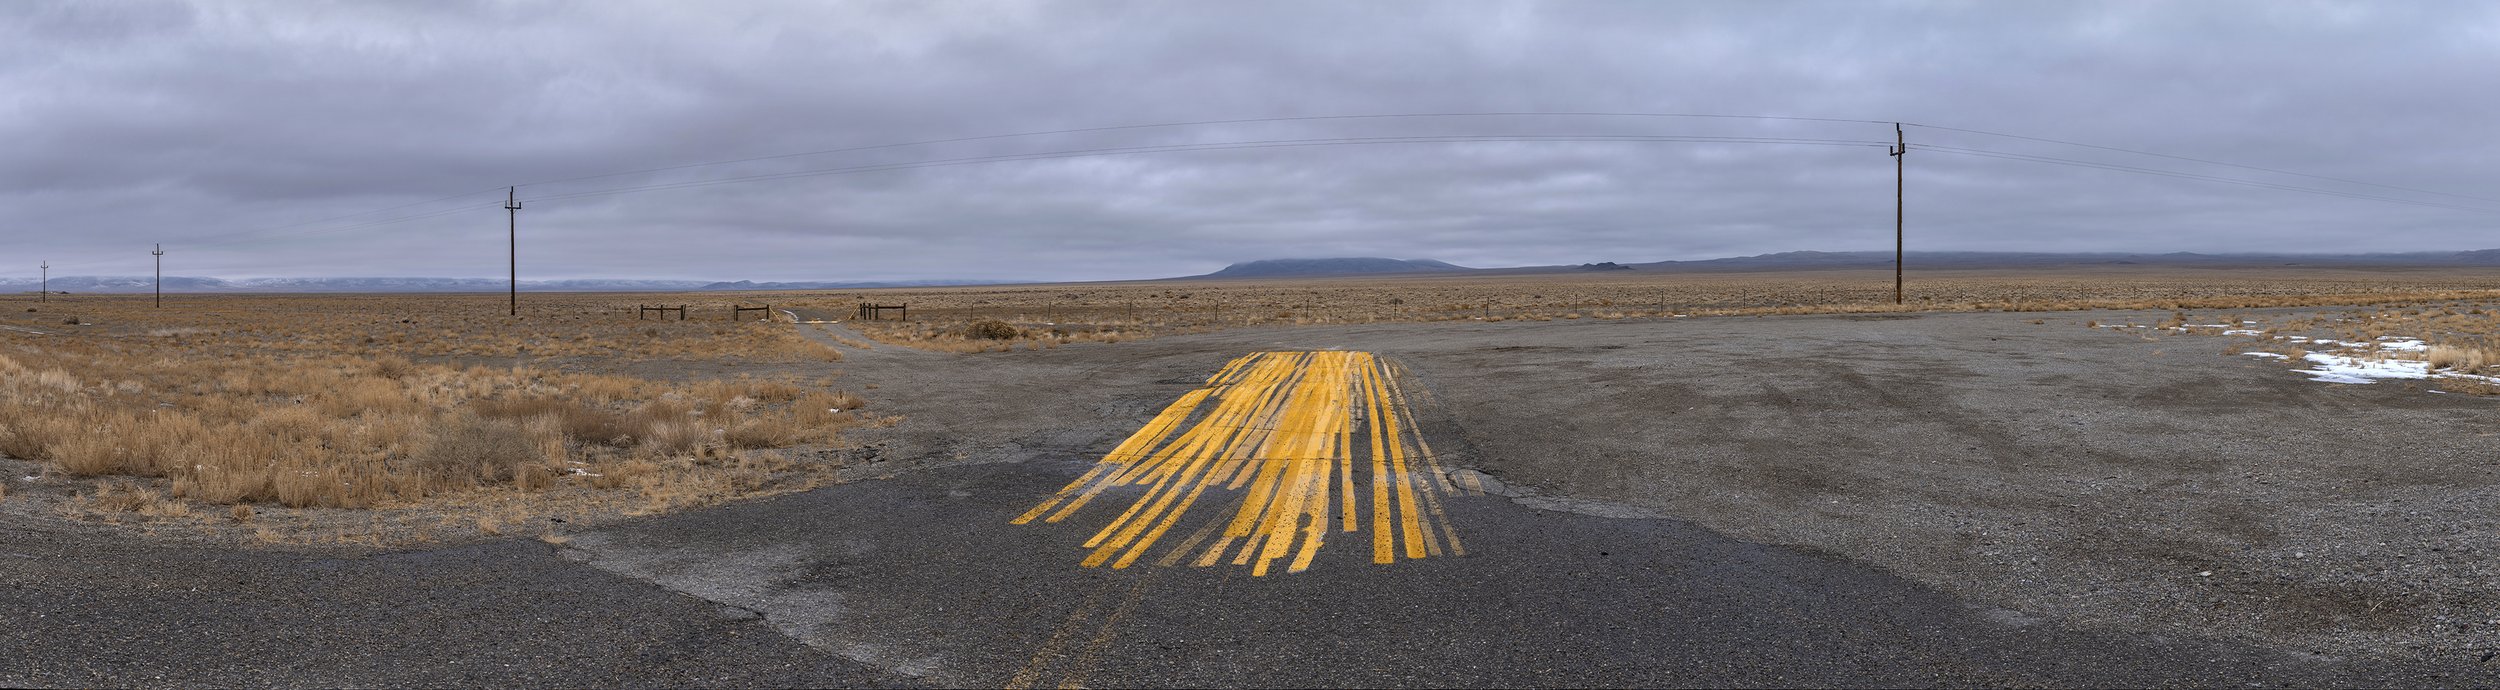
[38,260,46,303]
[505,186,522,316]
[1890,123,1907,305]
[151,244,165,308]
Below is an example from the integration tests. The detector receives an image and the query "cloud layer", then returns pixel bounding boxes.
[5,1,2496,281]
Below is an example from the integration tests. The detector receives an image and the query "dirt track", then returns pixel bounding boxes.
[806,308,2500,660]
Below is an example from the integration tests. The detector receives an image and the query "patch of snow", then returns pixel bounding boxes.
[2241,352,2289,360]
[2375,337,2428,352]
[2223,329,2265,336]
[2295,352,2430,384]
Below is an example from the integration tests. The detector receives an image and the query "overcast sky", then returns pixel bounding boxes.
[5,1,2496,282]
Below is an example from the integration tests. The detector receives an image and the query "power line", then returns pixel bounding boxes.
[1918,144,2500,215]
[125,135,1891,259]
[28,131,1886,274]
[522,133,1892,204]
[171,187,513,248]
[510,111,1896,192]
[1904,122,2500,206]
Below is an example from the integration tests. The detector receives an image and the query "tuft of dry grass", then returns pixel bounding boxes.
[2428,345,2495,373]
[76,481,190,518]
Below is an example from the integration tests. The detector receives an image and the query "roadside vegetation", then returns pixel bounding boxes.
[2097,301,2500,394]
[796,267,2500,351]
[0,293,869,544]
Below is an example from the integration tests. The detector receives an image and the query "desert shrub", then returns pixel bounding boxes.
[562,406,635,446]
[725,417,802,449]
[406,414,547,489]
[371,354,416,380]
[0,413,62,461]
[2428,345,2493,372]
[621,400,705,454]
[963,319,1021,340]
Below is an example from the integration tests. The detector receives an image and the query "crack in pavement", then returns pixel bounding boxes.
[557,534,949,680]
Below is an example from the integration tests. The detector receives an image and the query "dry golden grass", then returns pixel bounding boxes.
[2127,300,2500,393]
[2428,345,2495,373]
[778,267,2500,351]
[0,292,872,540]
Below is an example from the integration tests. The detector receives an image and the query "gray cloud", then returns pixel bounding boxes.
[4,0,2495,281]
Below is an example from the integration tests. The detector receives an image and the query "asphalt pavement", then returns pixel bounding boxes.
[6,310,2496,687]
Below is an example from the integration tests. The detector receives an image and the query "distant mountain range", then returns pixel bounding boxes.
[1621,249,2500,272]
[1197,258,1470,279]
[1182,250,2500,279]
[12,250,2498,293]
[0,276,1019,294]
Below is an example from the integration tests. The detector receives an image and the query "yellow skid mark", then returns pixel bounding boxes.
[1016,351,1469,575]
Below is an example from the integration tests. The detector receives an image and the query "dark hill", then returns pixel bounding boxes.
[1197,258,1469,279]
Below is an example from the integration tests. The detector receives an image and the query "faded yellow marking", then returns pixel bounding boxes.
[1004,585,1113,690]
[1373,363,1428,560]
[1018,351,1467,575]
[1052,575,1154,690]
[1154,495,1242,568]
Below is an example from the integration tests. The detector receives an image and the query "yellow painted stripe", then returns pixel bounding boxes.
[1020,385,1220,525]
[1017,350,1468,575]
[1380,361,1456,493]
[1014,385,1209,525]
[1361,358,1396,565]
[1084,354,1301,548]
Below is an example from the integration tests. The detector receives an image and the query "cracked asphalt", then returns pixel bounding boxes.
[7,310,2497,687]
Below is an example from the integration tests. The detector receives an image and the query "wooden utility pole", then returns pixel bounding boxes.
[38,260,46,303]
[151,244,165,308]
[1890,123,1907,305]
[505,186,522,316]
